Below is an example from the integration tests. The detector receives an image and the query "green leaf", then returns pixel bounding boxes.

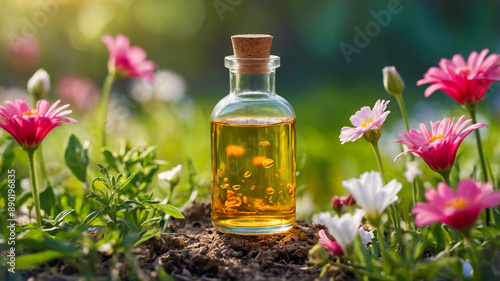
[17,250,64,269]
[82,209,104,225]
[0,136,16,173]
[102,149,118,171]
[117,173,136,192]
[64,134,89,183]
[55,209,75,224]
[117,218,139,232]
[40,185,57,217]
[150,204,184,219]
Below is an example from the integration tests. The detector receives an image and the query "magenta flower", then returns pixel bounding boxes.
[317,230,344,256]
[417,49,500,106]
[412,179,500,231]
[394,115,487,173]
[332,194,356,210]
[0,99,76,149]
[340,99,390,144]
[102,34,156,81]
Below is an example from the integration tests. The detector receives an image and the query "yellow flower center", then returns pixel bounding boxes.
[361,119,373,127]
[445,197,468,210]
[428,134,444,142]
[22,109,39,116]
[459,66,471,73]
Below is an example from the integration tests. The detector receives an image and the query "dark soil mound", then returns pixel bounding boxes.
[136,201,332,281]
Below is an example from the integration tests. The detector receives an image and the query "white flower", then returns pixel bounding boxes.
[312,209,364,253]
[358,227,374,245]
[27,68,50,99]
[404,160,422,183]
[131,70,186,103]
[158,164,182,186]
[342,171,402,221]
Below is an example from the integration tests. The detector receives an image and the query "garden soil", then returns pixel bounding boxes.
[136,201,350,281]
[26,201,351,281]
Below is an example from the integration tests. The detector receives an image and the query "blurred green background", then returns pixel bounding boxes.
[1,0,499,218]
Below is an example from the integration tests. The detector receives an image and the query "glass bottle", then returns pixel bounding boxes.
[211,35,296,234]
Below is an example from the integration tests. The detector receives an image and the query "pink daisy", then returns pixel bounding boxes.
[340,99,390,144]
[102,34,156,81]
[0,99,76,149]
[394,115,487,173]
[317,230,344,256]
[417,49,500,106]
[412,179,500,231]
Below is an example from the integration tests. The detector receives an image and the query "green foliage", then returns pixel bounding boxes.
[64,134,89,183]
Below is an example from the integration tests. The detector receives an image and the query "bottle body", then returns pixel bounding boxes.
[210,55,296,234]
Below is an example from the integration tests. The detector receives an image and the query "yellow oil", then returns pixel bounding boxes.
[211,117,296,234]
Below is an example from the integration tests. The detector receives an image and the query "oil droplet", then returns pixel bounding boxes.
[252,156,266,166]
[226,190,235,198]
[243,171,252,178]
[266,187,275,195]
[286,183,293,189]
[226,145,245,157]
[279,191,282,194]
[218,171,223,177]
[283,200,287,203]
[224,183,230,189]
[269,196,273,203]
[225,197,242,208]
[259,141,270,146]
[275,174,279,177]
[250,185,256,190]
[243,196,248,204]
[262,158,274,168]
[219,185,224,189]
[232,185,241,190]
[279,169,284,173]
[288,185,295,197]
[223,177,229,182]
[242,180,245,182]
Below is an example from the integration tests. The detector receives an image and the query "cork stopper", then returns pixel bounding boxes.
[230,34,273,74]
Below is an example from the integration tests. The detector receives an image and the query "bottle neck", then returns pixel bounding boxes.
[230,70,276,96]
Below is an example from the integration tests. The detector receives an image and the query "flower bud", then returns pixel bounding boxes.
[332,195,343,210]
[158,164,182,187]
[308,243,331,265]
[382,66,405,96]
[27,68,50,99]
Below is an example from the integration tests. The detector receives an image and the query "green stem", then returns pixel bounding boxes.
[27,149,43,226]
[438,169,451,186]
[371,141,387,184]
[468,108,490,225]
[371,141,400,232]
[328,261,394,281]
[394,94,410,132]
[100,73,116,148]
[468,108,488,182]
[464,231,481,280]
[33,97,51,187]
[376,223,390,275]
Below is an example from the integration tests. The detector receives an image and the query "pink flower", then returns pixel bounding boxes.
[317,230,344,256]
[394,115,487,172]
[332,194,356,210]
[340,99,390,144]
[411,179,500,231]
[102,34,155,81]
[56,75,100,113]
[0,99,76,149]
[417,49,500,106]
